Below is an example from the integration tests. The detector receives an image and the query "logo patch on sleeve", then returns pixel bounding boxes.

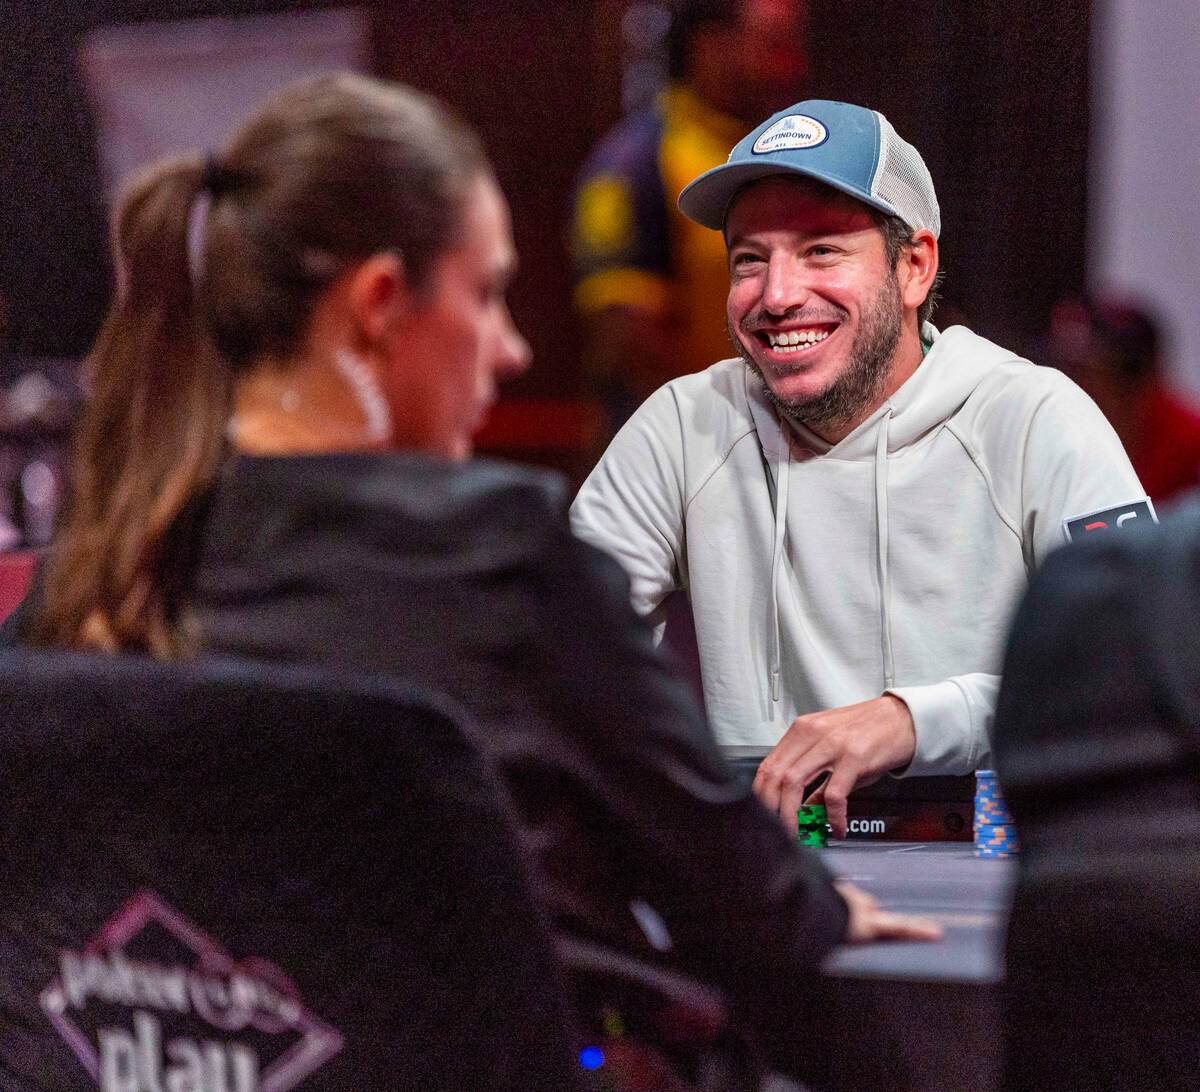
[1063,498,1158,542]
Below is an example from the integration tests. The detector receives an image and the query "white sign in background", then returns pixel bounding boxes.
[80,7,369,198]
[1091,0,1200,399]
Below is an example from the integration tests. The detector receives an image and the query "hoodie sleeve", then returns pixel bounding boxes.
[570,383,689,620]
[888,673,997,775]
[1015,369,1149,565]
[891,366,1147,776]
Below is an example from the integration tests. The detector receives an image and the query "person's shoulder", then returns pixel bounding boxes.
[376,453,567,523]
[949,355,1139,512]
[937,329,1102,434]
[578,105,666,181]
[230,452,568,548]
[624,358,758,454]
[577,360,760,514]
[943,329,1080,402]
[653,357,754,415]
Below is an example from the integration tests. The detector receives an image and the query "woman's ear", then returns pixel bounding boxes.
[345,252,407,346]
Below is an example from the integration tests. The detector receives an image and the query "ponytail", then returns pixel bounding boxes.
[30,155,232,656]
[30,73,490,656]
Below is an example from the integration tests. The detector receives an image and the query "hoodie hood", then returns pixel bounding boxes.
[745,324,1017,459]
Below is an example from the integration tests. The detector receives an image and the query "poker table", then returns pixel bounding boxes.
[814,842,1016,1092]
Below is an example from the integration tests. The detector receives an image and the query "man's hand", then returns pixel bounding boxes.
[752,694,917,839]
[835,881,943,943]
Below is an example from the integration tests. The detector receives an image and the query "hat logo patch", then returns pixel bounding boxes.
[752,114,827,154]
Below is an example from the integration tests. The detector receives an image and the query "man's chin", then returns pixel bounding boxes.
[734,344,840,420]
[746,360,826,415]
[738,348,785,390]
[746,356,866,433]
[762,385,820,424]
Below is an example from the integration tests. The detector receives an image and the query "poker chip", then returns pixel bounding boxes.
[973,770,1017,857]
[797,803,829,848]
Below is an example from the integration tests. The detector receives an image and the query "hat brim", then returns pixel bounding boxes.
[678,161,900,232]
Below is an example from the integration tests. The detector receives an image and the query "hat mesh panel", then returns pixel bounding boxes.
[872,114,941,239]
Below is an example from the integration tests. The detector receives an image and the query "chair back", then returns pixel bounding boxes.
[0,649,580,1090]
[0,548,36,623]
[993,532,1200,1091]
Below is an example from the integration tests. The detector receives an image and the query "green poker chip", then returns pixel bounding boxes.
[797,804,829,847]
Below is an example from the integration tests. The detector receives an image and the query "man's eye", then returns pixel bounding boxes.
[731,252,762,269]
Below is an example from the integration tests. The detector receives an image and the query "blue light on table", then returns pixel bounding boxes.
[579,1046,604,1069]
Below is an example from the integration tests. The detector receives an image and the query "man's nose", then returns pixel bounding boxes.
[761,255,811,317]
[495,310,531,380]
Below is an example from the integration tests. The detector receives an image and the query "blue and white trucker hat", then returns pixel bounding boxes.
[678,99,940,239]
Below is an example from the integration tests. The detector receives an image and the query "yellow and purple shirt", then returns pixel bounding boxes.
[572,87,747,377]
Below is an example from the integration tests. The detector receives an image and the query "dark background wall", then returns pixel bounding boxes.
[0,0,1090,387]
[811,0,1091,354]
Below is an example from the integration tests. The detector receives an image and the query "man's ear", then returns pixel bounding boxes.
[898,230,938,312]
[345,252,407,346]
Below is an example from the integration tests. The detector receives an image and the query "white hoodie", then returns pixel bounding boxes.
[570,325,1147,774]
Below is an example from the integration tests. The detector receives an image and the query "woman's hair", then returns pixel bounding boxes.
[31,73,490,656]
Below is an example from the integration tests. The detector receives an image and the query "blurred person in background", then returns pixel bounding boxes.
[0,290,74,552]
[0,290,16,548]
[2,71,937,1084]
[0,288,10,352]
[572,0,809,427]
[1049,294,1200,507]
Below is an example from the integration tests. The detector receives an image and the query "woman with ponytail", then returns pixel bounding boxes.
[26,73,512,655]
[5,72,935,1084]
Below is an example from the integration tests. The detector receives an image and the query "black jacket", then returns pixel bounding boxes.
[11,452,849,1067]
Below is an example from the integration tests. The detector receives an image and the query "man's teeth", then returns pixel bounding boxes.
[766,329,831,352]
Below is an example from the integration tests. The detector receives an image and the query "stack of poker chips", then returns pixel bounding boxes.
[797,804,830,848]
[974,769,1018,857]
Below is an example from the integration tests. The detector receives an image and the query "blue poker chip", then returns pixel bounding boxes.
[975,805,1014,826]
[975,839,1018,858]
[974,771,1017,856]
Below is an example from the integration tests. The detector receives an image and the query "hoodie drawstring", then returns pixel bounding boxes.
[768,446,789,702]
[769,406,895,703]
[875,409,897,688]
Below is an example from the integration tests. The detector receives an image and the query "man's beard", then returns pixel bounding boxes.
[730,269,904,439]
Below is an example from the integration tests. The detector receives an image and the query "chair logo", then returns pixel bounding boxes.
[40,890,343,1092]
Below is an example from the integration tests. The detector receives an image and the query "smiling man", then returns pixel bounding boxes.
[570,99,1151,838]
